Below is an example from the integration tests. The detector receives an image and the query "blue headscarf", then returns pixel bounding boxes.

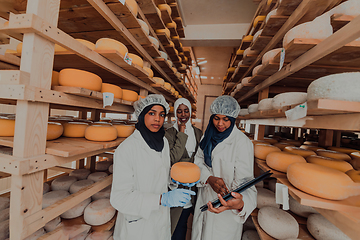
[199,114,236,167]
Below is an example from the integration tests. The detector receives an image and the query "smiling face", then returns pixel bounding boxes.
[176,104,190,124]
[212,114,231,133]
[144,105,165,132]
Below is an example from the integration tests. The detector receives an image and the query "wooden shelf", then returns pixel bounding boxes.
[160,9,172,24]
[156,32,171,46]
[0,53,20,70]
[331,14,354,33]
[154,58,182,82]
[143,43,161,58]
[261,15,289,37]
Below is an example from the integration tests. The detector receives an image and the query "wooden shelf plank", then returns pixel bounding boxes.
[177,28,185,38]
[168,26,178,38]
[261,15,289,37]
[143,12,166,30]
[331,14,355,32]
[156,32,171,46]
[0,53,21,69]
[142,44,161,58]
[160,9,172,24]
[243,54,259,65]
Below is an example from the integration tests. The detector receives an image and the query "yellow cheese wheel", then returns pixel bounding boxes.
[47,122,64,140]
[284,146,316,158]
[126,0,139,16]
[156,28,171,39]
[127,53,144,68]
[273,142,295,150]
[95,38,128,56]
[174,48,179,55]
[300,145,325,152]
[113,124,135,138]
[307,155,353,173]
[149,36,160,49]
[327,146,358,154]
[236,49,245,55]
[171,67,177,73]
[16,42,22,54]
[252,140,271,146]
[153,77,165,85]
[85,125,118,142]
[92,121,112,126]
[143,67,154,78]
[122,89,138,102]
[63,122,89,138]
[174,91,179,97]
[0,118,15,137]
[158,4,171,15]
[167,60,173,67]
[227,67,236,73]
[253,16,266,28]
[243,35,253,41]
[316,149,351,161]
[346,169,360,183]
[59,69,102,91]
[266,151,306,173]
[287,162,360,200]
[178,95,182,98]
[350,152,360,170]
[263,138,278,144]
[166,21,177,29]
[75,39,96,50]
[171,162,201,183]
[137,19,149,35]
[170,87,175,94]
[51,71,60,87]
[164,82,171,90]
[267,0,273,6]
[101,83,123,99]
[54,44,67,53]
[254,144,281,160]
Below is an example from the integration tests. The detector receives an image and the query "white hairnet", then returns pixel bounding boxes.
[210,95,240,118]
[133,94,170,118]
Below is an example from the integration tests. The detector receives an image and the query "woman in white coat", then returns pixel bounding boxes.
[191,95,257,240]
[110,94,195,240]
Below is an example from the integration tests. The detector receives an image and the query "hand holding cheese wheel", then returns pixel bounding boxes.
[101,83,123,99]
[85,125,118,142]
[63,122,89,138]
[254,144,281,160]
[122,89,138,102]
[47,122,63,140]
[306,155,353,172]
[266,151,306,173]
[0,117,15,137]
[315,149,351,161]
[95,38,128,56]
[59,69,102,91]
[170,162,201,184]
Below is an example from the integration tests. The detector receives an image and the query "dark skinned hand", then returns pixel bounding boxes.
[178,119,186,133]
[207,176,229,196]
[207,192,244,214]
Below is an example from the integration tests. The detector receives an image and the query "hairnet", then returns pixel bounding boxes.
[133,94,170,118]
[210,95,240,118]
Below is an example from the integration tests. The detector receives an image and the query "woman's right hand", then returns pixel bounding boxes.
[178,119,186,133]
[207,176,229,196]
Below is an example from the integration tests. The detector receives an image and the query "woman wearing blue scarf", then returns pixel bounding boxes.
[191,95,257,240]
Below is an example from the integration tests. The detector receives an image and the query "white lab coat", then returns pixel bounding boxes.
[191,127,257,240]
[110,129,171,240]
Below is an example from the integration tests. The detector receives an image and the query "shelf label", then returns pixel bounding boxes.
[124,53,132,66]
[118,0,125,4]
[276,183,289,210]
[103,92,114,108]
[285,102,307,121]
[279,48,285,71]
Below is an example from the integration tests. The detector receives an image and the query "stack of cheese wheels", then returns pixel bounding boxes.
[88,172,108,182]
[59,69,102,91]
[101,83,123,99]
[51,176,77,191]
[253,16,265,28]
[95,161,113,171]
[307,214,351,240]
[289,195,317,218]
[84,199,116,226]
[284,146,316,158]
[273,142,295,150]
[95,38,128,56]
[248,104,259,113]
[144,67,154,78]
[254,144,281,160]
[262,48,282,65]
[156,28,171,38]
[258,98,273,111]
[300,145,324,152]
[307,72,360,102]
[51,71,60,87]
[61,198,91,219]
[85,125,118,142]
[327,146,358,154]
[257,187,279,209]
[0,117,15,137]
[346,169,360,182]
[170,162,201,183]
[126,0,138,16]
[306,155,353,172]
[258,207,299,239]
[137,19,149,35]
[252,64,262,76]
[288,162,360,200]
[76,39,96,50]
[69,179,95,194]
[42,190,70,209]
[164,82,172,90]
[127,53,144,68]
[63,122,89,138]
[266,151,306,173]
[315,149,351,161]
[69,169,91,180]
[350,152,360,170]
[92,185,112,201]
[153,77,165,86]
[122,89,138,102]
[283,13,333,48]
[149,36,160,49]
[271,92,307,109]
[239,109,249,116]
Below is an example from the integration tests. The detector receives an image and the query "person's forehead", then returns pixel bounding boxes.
[150,105,165,112]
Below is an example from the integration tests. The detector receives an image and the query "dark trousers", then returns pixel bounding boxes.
[171,207,193,240]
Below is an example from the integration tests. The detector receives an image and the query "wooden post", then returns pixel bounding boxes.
[256,88,269,140]
[318,129,334,147]
[87,110,101,171]
[333,130,342,147]
[139,89,148,97]
[294,128,299,141]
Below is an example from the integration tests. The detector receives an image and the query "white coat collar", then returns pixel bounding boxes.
[212,126,237,154]
[132,129,168,161]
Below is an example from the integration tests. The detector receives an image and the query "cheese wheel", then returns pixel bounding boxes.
[149,36,159,49]
[95,161,113,171]
[273,142,295,150]
[59,69,102,91]
[236,49,244,55]
[92,185,111,201]
[239,109,249,116]
[307,72,360,102]
[242,230,260,240]
[235,83,242,91]
[70,180,95,194]
[62,198,91,219]
[253,16,265,28]
[101,83,123,99]
[24,228,45,240]
[243,47,259,58]
[51,176,77,191]
[257,187,279,209]
[166,21,177,29]
[289,195,317,218]
[44,216,62,232]
[0,208,9,222]
[346,169,360,182]
[159,51,168,59]
[52,71,60,87]
[153,77,165,85]
[241,77,254,87]
[16,42,23,53]
[227,67,236,73]
[43,190,70,209]
[254,144,281,160]
[88,172,108,182]
[265,9,278,23]
[253,29,263,42]
[0,117,15,137]
[252,65,262,76]
[266,151,306,173]
[164,82,171,90]
[113,124,135,138]
[126,0,138,16]
[283,14,333,48]
[95,38,128,56]
[272,92,307,109]
[252,140,271,146]
[47,122,64,140]
[307,155,353,172]
[300,145,324,152]
[0,220,9,240]
[258,98,273,111]
[137,19,149,35]
[170,162,201,183]
[307,214,351,240]
[55,44,68,53]
[283,146,316,158]
[262,48,282,65]
[258,206,299,239]
[76,39,96,50]
[85,231,113,240]
[350,152,360,170]
[84,199,116,226]
[316,149,351,161]
[175,72,181,79]
[287,162,360,200]
[122,89,138,102]
[248,104,259,113]
[63,122,89,138]
[85,125,118,142]
[127,53,143,68]
[170,87,176,94]
[156,28,171,39]
[243,35,253,42]
[327,146,358,154]
[43,182,50,194]
[158,4,171,15]
[143,67,154,78]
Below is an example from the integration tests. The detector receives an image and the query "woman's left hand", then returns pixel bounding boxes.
[207,192,244,214]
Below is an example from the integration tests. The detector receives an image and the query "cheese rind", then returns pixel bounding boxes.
[254,144,281,160]
[316,149,351,161]
[258,98,273,111]
[70,179,95,194]
[127,53,144,68]
[85,125,118,142]
[137,19,149,35]
[59,69,102,91]
[171,162,201,183]
[248,104,259,113]
[76,39,96,50]
[101,83,123,99]
[149,36,160,49]
[272,92,307,109]
[95,38,128,56]
[122,89,139,102]
[262,48,282,65]
[63,122,89,138]
[83,199,116,226]
[47,122,64,140]
[307,155,353,172]
[266,151,306,173]
[284,146,316,158]
[307,214,351,240]
[88,172,108,182]
[42,190,70,209]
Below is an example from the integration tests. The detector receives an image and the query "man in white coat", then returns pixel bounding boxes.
[192,95,257,240]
